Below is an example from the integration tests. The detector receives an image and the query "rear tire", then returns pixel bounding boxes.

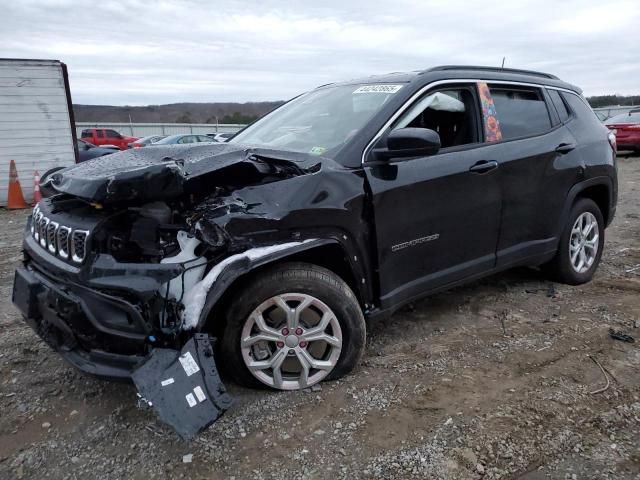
[219,262,366,390]
[543,198,604,285]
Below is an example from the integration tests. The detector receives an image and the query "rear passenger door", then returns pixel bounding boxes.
[488,85,582,267]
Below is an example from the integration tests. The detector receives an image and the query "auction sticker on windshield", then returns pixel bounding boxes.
[353,85,403,94]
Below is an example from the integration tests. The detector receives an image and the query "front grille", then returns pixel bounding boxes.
[31,205,89,264]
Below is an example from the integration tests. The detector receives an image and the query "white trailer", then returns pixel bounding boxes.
[0,59,77,206]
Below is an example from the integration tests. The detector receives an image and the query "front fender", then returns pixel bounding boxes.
[183,238,339,331]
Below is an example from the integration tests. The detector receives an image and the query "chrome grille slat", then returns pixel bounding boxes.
[57,226,71,259]
[71,230,89,263]
[39,217,49,248]
[47,221,59,253]
[34,212,43,241]
[31,208,89,264]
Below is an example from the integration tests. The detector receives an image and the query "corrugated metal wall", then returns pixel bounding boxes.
[75,122,245,137]
[0,59,76,206]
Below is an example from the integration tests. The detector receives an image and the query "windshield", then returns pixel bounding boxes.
[230,84,404,155]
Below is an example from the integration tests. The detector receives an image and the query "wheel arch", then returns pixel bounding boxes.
[558,177,614,234]
[196,238,368,335]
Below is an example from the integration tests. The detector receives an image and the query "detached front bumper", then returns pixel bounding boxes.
[13,258,233,438]
[13,265,147,380]
[13,230,185,380]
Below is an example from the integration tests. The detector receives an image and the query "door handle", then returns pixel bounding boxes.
[555,143,576,154]
[469,160,498,174]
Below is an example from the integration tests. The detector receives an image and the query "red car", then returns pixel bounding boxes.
[605,110,640,152]
[80,128,138,150]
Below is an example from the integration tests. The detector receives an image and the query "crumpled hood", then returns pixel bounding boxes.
[49,143,324,204]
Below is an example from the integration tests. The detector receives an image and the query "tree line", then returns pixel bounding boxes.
[586,95,640,109]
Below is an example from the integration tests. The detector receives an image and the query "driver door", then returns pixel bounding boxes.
[364,83,503,309]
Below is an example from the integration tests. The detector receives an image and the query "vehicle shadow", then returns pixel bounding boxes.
[366,265,553,341]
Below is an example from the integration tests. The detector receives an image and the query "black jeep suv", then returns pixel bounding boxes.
[14,66,617,393]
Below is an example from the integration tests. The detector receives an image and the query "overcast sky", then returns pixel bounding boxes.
[2,0,639,105]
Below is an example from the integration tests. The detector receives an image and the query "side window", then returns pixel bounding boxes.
[561,93,602,125]
[489,87,552,139]
[547,89,570,123]
[96,130,104,138]
[81,129,91,137]
[178,136,194,144]
[198,135,211,142]
[106,129,122,139]
[392,87,479,149]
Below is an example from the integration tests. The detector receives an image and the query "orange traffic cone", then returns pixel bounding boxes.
[7,160,28,209]
[33,170,42,204]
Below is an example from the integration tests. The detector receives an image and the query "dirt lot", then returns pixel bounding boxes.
[1,155,639,480]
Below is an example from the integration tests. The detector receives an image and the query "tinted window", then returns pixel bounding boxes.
[106,129,121,138]
[490,87,551,139]
[96,130,104,138]
[547,90,570,123]
[605,113,640,124]
[561,93,602,125]
[81,129,91,137]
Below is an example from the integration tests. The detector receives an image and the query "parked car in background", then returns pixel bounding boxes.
[151,134,214,145]
[128,135,166,148]
[77,139,119,162]
[207,132,236,142]
[605,112,640,152]
[80,128,138,150]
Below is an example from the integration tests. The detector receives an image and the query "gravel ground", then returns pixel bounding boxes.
[1,154,639,480]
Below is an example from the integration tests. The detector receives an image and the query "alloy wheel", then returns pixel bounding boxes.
[240,293,342,390]
[569,211,599,274]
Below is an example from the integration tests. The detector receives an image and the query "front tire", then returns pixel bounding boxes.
[544,198,604,285]
[220,262,366,390]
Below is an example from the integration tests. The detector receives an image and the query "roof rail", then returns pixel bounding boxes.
[425,65,559,80]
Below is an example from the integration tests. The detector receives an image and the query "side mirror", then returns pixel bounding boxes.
[385,128,440,159]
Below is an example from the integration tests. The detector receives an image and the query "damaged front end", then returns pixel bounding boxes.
[13,143,331,437]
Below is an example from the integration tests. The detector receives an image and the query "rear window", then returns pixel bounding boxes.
[547,90,570,123]
[561,93,601,125]
[605,113,640,124]
[489,87,552,139]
